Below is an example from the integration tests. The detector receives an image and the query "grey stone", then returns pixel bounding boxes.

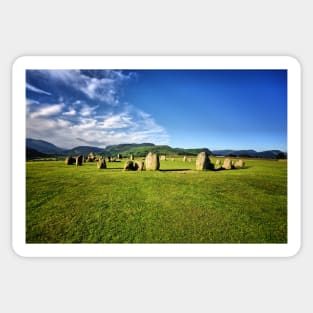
[75,155,83,166]
[145,152,160,171]
[124,160,134,171]
[222,158,232,170]
[97,158,107,169]
[196,152,213,170]
[65,156,75,165]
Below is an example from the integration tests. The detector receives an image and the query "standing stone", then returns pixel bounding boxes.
[215,159,222,170]
[134,161,144,171]
[130,154,134,161]
[124,160,134,171]
[234,159,245,168]
[222,158,232,170]
[88,152,95,162]
[97,158,106,169]
[183,156,187,162]
[160,155,166,161]
[196,152,213,170]
[75,155,83,166]
[117,153,122,160]
[145,152,160,171]
[65,156,75,165]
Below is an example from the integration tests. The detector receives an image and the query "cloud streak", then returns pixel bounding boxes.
[26,83,51,96]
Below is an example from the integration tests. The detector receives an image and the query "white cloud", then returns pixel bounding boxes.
[62,107,76,116]
[100,112,134,129]
[26,83,51,96]
[42,70,130,105]
[26,70,169,148]
[30,104,64,118]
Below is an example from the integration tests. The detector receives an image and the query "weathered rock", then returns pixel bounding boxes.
[134,161,144,171]
[75,155,83,166]
[234,159,245,168]
[65,156,75,165]
[196,152,213,170]
[160,155,166,161]
[87,152,95,162]
[222,158,232,170]
[130,154,134,160]
[145,152,160,171]
[216,159,221,165]
[183,156,187,162]
[117,153,122,160]
[124,160,134,171]
[97,158,107,169]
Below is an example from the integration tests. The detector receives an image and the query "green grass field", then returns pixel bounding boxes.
[26,157,287,243]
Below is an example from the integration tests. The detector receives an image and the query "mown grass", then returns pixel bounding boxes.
[26,157,287,243]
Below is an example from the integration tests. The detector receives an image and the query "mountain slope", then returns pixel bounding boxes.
[26,138,65,154]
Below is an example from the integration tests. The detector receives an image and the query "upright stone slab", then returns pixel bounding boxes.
[65,156,75,165]
[183,156,187,162]
[88,152,95,162]
[196,152,213,170]
[145,152,160,171]
[134,161,144,171]
[97,158,106,169]
[124,160,134,171]
[234,159,245,168]
[215,159,222,170]
[130,154,134,161]
[160,155,166,161]
[222,158,232,170]
[75,155,83,166]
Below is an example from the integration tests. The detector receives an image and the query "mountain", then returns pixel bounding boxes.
[26,138,286,160]
[65,146,105,156]
[26,138,65,154]
[26,147,49,160]
[212,149,286,159]
[104,144,212,157]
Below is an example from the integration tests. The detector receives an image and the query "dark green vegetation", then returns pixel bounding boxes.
[26,158,287,243]
[26,138,286,160]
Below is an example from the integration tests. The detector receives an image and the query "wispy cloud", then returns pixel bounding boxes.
[30,103,64,118]
[41,70,132,105]
[26,83,51,96]
[26,70,169,148]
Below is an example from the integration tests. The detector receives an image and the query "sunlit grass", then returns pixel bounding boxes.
[26,158,287,243]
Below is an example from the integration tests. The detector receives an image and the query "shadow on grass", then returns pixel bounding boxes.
[159,169,192,172]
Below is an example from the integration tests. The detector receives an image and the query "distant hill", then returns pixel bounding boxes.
[104,144,212,157]
[65,146,105,156]
[26,147,49,160]
[212,149,287,159]
[26,138,285,160]
[26,138,65,154]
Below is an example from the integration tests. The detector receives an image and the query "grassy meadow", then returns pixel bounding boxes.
[26,157,287,243]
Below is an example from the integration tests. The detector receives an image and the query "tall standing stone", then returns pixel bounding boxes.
[97,158,106,169]
[195,152,213,170]
[88,152,95,162]
[222,158,232,170]
[145,152,160,171]
[75,155,83,166]
[65,156,75,165]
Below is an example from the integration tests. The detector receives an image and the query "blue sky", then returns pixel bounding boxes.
[26,69,287,151]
